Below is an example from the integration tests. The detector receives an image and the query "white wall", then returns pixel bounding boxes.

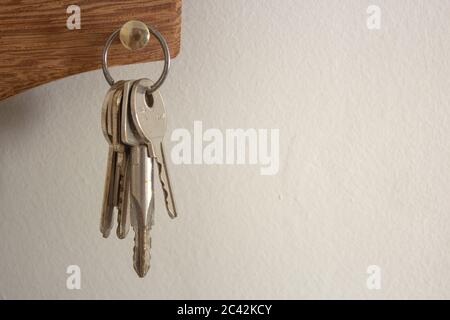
[1,0,450,299]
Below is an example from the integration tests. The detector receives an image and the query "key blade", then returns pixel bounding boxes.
[132,226,151,277]
[129,146,154,277]
[130,146,153,224]
[117,147,131,239]
[153,140,177,219]
[100,146,116,238]
[112,83,130,239]
[111,89,124,207]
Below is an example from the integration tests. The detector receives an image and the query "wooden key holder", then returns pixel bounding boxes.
[0,0,182,101]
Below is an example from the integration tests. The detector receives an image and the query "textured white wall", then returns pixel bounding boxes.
[1,0,450,299]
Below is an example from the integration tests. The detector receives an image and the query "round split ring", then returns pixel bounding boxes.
[102,24,170,95]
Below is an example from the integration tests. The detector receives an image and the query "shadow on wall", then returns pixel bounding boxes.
[0,90,46,141]
[0,90,52,194]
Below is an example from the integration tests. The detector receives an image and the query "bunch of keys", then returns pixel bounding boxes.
[99,21,177,277]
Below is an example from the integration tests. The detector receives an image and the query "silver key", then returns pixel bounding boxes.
[122,80,155,277]
[110,85,132,239]
[130,78,177,219]
[117,80,136,239]
[115,81,136,239]
[100,85,118,238]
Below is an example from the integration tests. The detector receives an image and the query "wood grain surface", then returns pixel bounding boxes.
[0,0,181,101]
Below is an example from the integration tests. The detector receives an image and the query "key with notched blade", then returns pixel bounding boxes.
[111,82,135,240]
[114,81,132,239]
[131,78,177,219]
[100,81,123,238]
[123,80,155,277]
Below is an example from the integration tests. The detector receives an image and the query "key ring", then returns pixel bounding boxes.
[102,24,170,95]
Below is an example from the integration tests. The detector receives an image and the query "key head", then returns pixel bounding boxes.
[112,88,124,151]
[121,80,141,146]
[101,87,113,144]
[101,81,124,144]
[130,78,167,143]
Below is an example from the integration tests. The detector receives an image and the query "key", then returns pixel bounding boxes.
[100,83,122,238]
[111,87,123,207]
[123,80,155,277]
[110,84,132,239]
[130,78,177,219]
[116,80,137,239]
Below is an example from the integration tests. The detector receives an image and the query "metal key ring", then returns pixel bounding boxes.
[102,24,170,95]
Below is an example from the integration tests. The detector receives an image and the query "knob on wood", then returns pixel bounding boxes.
[120,20,151,51]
